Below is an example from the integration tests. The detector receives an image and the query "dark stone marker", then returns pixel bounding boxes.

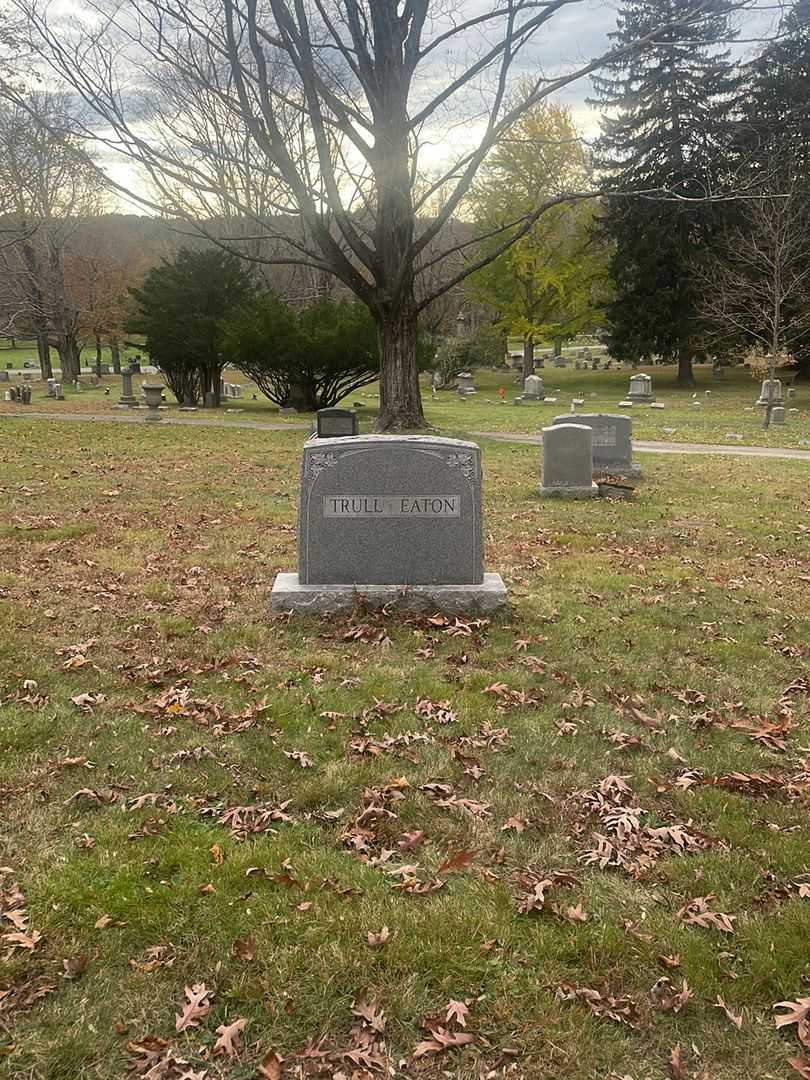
[316,408,359,438]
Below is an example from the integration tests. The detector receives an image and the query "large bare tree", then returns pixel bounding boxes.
[0,93,106,379]
[697,175,810,425]
[17,0,763,428]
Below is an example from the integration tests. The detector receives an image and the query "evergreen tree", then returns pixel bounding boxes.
[736,0,810,377]
[128,248,254,406]
[591,0,739,384]
[737,0,810,176]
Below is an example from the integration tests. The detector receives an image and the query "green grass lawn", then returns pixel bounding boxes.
[3,361,808,451]
[1,419,809,1079]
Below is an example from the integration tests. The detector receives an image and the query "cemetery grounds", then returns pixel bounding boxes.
[1,417,810,1080]
[2,362,810,451]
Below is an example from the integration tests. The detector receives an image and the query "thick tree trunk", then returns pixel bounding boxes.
[36,332,52,380]
[199,363,224,406]
[522,335,534,381]
[57,335,81,382]
[375,298,426,431]
[553,335,563,355]
[287,378,318,412]
[95,335,103,378]
[676,347,695,386]
[110,340,121,374]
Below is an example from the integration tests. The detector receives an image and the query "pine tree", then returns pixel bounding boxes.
[738,0,810,178]
[737,0,810,377]
[591,0,739,384]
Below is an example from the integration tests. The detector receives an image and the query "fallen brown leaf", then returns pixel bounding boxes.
[775,997,810,1046]
[258,1049,284,1079]
[437,849,475,874]
[669,1045,685,1080]
[446,999,469,1027]
[233,935,256,962]
[62,954,87,979]
[413,1029,474,1057]
[367,926,391,949]
[213,1016,247,1057]
[714,995,743,1029]
[175,983,212,1033]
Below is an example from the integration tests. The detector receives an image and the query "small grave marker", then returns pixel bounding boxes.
[540,424,598,498]
[316,408,359,438]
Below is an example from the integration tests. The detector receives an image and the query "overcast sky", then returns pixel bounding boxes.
[101,0,780,212]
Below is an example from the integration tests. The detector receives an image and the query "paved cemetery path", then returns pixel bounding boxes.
[0,409,310,433]
[471,430,810,463]
[2,410,810,462]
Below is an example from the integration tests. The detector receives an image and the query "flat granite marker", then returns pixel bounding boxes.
[271,434,507,614]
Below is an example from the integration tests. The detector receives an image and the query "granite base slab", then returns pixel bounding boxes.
[539,483,599,499]
[270,572,508,615]
[595,462,643,479]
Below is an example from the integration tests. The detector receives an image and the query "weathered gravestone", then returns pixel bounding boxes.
[552,413,641,478]
[626,373,655,402]
[771,406,786,424]
[522,374,544,401]
[756,379,784,406]
[540,424,598,498]
[270,435,507,614]
[456,372,476,395]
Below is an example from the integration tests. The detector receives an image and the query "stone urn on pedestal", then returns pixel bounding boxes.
[142,382,165,421]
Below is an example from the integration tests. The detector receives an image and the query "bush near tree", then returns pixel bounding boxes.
[127,248,254,406]
[223,295,382,411]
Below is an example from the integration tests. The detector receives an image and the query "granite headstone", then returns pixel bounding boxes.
[552,412,641,478]
[540,424,598,498]
[756,379,784,406]
[271,435,507,613]
[316,408,359,438]
[523,374,544,401]
[626,373,655,402]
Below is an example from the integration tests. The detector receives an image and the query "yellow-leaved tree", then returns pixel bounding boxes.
[468,97,611,379]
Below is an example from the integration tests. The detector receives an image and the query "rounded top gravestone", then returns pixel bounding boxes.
[551,412,641,478]
[540,424,598,498]
[756,378,784,406]
[523,374,544,399]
